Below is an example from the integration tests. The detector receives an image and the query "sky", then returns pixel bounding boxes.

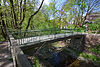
[43,0,50,5]
[39,0,66,20]
[40,0,50,5]
[40,0,66,5]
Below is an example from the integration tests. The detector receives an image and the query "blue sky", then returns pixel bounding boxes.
[40,0,66,6]
[41,0,66,12]
[40,0,66,19]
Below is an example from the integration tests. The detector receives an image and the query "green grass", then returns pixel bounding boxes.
[89,45,100,54]
[79,45,100,64]
[62,45,100,64]
[79,52,100,64]
[34,57,40,67]
[33,57,44,67]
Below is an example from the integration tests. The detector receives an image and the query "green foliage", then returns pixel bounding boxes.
[80,53,100,64]
[80,45,100,64]
[85,18,100,32]
[87,23,99,31]
[89,45,100,54]
[0,34,5,41]
[8,57,13,62]
[67,24,75,29]
[34,57,40,67]
[0,31,5,41]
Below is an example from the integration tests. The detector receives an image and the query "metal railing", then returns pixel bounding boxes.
[8,28,85,39]
[6,28,86,45]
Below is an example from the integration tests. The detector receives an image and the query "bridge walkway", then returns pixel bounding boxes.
[15,33,87,47]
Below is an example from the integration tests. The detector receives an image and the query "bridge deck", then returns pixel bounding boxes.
[15,33,87,47]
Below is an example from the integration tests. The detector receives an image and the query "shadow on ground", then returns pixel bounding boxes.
[0,42,13,67]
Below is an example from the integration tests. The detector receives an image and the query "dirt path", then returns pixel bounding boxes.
[0,41,13,67]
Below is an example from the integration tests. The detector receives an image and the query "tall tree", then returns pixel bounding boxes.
[62,0,100,27]
[0,0,7,40]
[9,0,18,28]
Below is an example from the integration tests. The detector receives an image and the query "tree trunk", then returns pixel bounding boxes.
[19,0,26,26]
[9,0,17,28]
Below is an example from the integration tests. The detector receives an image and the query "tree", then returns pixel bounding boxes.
[25,0,44,30]
[62,0,100,27]
[0,0,45,40]
[0,0,7,40]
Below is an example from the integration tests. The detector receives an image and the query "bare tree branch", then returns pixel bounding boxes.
[20,0,23,21]
[25,0,44,30]
[19,0,26,26]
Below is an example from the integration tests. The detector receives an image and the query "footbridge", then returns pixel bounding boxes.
[7,28,87,67]
[17,33,86,48]
[9,28,86,45]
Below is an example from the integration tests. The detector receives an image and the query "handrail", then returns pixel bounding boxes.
[8,28,80,33]
[8,28,85,39]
